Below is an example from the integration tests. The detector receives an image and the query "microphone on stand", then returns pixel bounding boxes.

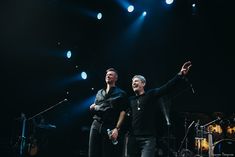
[58,98,68,104]
[184,77,195,94]
[190,83,195,94]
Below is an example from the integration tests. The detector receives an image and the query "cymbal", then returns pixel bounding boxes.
[180,112,211,123]
[212,112,224,119]
[229,113,235,118]
[227,113,235,122]
[180,112,191,117]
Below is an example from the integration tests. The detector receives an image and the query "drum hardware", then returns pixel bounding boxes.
[15,99,67,157]
[208,132,213,157]
[200,117,222,129]
[212,139,235,157]
[195,125,209,157]
[177,117,195,157]
[177,112,235,157]
[179,148,194,157]
[193,117,221,157]
[201,118,222,157]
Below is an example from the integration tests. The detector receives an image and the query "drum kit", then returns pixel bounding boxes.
[180,112,235,157]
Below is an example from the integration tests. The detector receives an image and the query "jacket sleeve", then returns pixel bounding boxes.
[151,74,188,97]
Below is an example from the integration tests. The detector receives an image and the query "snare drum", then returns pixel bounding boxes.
[213,139,235,156]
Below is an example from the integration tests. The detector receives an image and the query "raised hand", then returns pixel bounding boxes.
[179,61,192,76]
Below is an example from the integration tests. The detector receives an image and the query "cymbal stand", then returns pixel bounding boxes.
[194,120,203,157]
[200,117,221,128]
[197,125,205,157]
[177,117,195,156]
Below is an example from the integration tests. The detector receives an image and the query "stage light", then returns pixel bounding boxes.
[124,9,146,42]
[159,97,171,126]
[127,5,134,12]
[97,12,102,20]
[142,11,147,16]
[72,95,96,116]
[66,50,72,59]
[192,3,197,15]
[166,0,174,5]
[81,72,87,80]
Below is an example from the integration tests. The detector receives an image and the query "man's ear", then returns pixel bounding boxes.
[142,82,146,87]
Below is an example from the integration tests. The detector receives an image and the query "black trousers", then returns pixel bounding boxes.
[88,120,125,157]
[127,135,156,157]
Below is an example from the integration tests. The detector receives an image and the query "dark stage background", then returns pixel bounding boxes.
[0,0,234,156]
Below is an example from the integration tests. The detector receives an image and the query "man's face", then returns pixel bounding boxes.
[105,71,117,84]
[132,77,145,93]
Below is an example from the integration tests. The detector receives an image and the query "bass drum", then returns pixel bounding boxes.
[213,139,235,156]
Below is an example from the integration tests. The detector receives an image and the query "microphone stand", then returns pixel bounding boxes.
[177,118,195,156]
[200,117,221,129]
[19,113,26,157]
[28,99,68,120]
[18,98,68,157]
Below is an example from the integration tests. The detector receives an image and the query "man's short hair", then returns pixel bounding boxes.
[132,75,146,84]
[106,68,118,78]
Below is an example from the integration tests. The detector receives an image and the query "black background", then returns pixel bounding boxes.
[1,0,234,156]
